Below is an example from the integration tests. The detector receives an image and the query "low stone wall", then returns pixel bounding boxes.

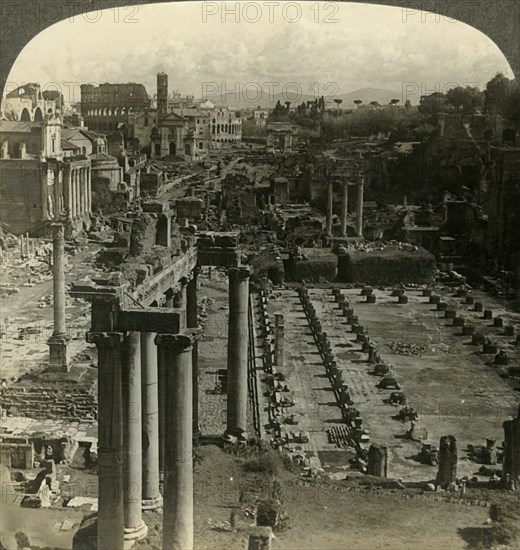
[338,247,436,285]
[285,248,338,282]
[0,386,97,421]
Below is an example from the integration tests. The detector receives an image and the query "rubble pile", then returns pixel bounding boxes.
[388,341,426,356]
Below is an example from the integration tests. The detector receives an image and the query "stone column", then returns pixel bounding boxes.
[122,331,148,541]
[80,168,86,214]
[70,170,76,219]
[86,166,92,213]
[72,170,77,217]
[502,405,520,490]
[141,331,162,509]
[226,267,250,440]
[326,181,333,236]
[436,435,457,488]
[187,269,201,443]
[66,169,72,221]
[164,289,175,308]
[356,176,364,237]
[340,182,348,236]
[155,333,194,550]
[173,281,187,309]
[47,223,70,370]
[174,279,188,328]
[78,168,83,215]
[53,166,60,217]
[76,170,81,215]
[86,332,125,550]
[83,168,88,213]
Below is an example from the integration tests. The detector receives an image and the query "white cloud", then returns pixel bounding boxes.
[6,1,513,103]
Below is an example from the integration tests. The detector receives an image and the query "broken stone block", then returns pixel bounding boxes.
[494,350,508,366]
[483,343,498,354]
[247,527,275,550]
[436,435,457,488]
[367,444,388,477]
[408,421,428,441]
[505,325,515,337]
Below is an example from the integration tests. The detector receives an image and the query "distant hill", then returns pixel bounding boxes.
[200,86,404,110]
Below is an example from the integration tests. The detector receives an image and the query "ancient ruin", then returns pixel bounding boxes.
[1,3,519,549]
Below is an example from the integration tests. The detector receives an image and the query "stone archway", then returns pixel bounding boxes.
[0,0,518,99]
[20,107,31,121]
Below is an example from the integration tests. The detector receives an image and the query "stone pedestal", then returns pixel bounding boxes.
[226,267,250,440]
[86,332,125,550]
[48,334,70,371]
[156,333,194,550]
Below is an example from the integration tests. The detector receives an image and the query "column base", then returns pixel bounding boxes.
[124,520,148,542]
[47,333,71,372]
[142,495,163,510]
[223,430,248,443]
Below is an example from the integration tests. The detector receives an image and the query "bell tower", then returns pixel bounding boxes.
[157,72,168,120]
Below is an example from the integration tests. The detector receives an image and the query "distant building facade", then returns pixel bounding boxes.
[0,114,91,235]
[80,83,151,133]
[0,83,58,122]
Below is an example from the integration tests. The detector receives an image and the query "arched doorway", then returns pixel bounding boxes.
[33,107,43,121]
[20,108,31,121]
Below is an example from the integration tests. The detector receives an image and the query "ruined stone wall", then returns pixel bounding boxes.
[0,159,44,234]
[284,248,337,282]
[338,248,436,285]
[129,214,158,257]
[0,386,96,421]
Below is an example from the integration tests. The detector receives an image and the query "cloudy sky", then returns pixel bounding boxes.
[6,1,513,104]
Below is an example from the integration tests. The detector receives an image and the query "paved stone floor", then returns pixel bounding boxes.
[266,286,519,481]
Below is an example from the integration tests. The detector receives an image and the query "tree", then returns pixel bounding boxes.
[418,92,451,117]
[390,99,400,106]
[484,72,519,121]
[334,98,343,111]
[370,101,380,108]
[446,86,484,114]
[354,99,363,107]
